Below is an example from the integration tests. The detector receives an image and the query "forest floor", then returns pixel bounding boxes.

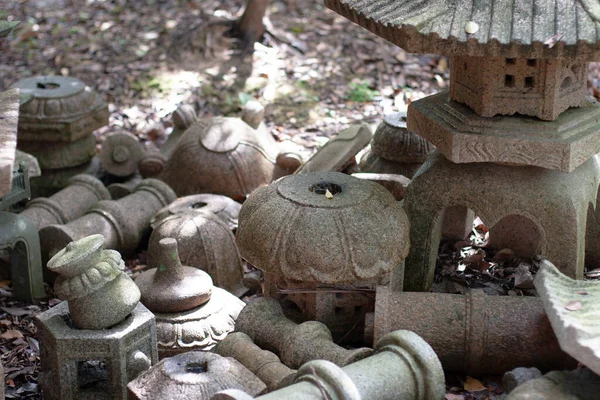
[1,0,599,398]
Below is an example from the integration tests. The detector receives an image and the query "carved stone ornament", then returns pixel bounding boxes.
[136,238,245,356]
[148,210,245,295]
[236,171,409,285]
[12,76,108,142]
[47,234,141,330]
[99,132,144,177]
[127,351,266,399]
[159,117,283,200]
[151,194,241,231]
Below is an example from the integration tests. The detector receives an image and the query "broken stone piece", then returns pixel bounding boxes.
[0,88,19,198]
[127,351,266,399]
[20,174,111,230]
[135,238,213,313]
[161,104,197,157]
[160,117,283,200]
[151,193,241,231]
[12,76,108,142]
[534,260,600,376]
[374,286,576,375]
[40,178,176,260]
[503,367,542,394]
[35,300,157,400]
[216,332,296,391]
[99,132,144,177]
[14,149,41,178]
[47,234,140,330]
[295,125,372,174]
[507,368,600,400]
[235,297,373,369]
[148,211,245,295]
[213,330,445,400]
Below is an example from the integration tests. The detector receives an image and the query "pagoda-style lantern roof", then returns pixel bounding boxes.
[325,0,600,60]
[326,0,600,171]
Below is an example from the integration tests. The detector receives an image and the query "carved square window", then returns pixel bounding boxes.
[505,75,515,87]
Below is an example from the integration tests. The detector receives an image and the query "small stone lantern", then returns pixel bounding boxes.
[35,235,157,400]
[236,172,409,343]
[326,0,600,290]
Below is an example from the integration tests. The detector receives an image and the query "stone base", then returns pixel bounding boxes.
[407,92,600,172]
[402,151,600,291]
[35,302,157,400]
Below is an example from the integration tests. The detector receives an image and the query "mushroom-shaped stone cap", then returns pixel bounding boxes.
[236,172,410,284]
[325,0,600,59]
[135,238,213,313]
[127,351,266,399]
[47,234,106,278]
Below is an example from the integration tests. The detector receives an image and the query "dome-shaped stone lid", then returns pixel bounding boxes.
[325,0,600,60]
[47,234,106,278]
[193,117,252,153]
[236,172,410,284]
[151,194,241,230]
[127,351,266,399]
[135,238,213,313]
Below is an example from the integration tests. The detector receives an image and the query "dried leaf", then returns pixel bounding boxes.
[325,189,333,199]
[1,329,23,340]
[565,300,583,311]
[464,376,487,392]
[514,264,535,289]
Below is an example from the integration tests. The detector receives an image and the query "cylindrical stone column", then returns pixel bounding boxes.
[374,286,577,375]
[40,179,176,259]
[235,297,373,369]
[20,174,110,230]
[212,330,445,400]
[216,332,296,391]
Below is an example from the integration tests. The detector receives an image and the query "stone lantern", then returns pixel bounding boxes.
[325,0,600,290]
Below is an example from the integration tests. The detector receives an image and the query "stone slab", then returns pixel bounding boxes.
[407,92,600,172]
[534,260,600,376]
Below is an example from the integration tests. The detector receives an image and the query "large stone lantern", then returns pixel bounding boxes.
[326,0,600,291]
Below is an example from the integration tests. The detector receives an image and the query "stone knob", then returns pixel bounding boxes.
[135,238,213,313]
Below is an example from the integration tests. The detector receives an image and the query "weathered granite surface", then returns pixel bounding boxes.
[235,297,373,369]
[47,234,140,330]
[152,194,241,231]
[295,125,372,174]
[20,174,110,230]
[534,260,600,376]
[507,368,600,400]
[407,92,600,172]
[12,76,108,142]
[374,286,576,375]
[99,132,144,177]
[324,0,600,59]
[216,332,296,391]
[148,211,245,295]
[35,301,157,400]
[17,133,96,169]
[403,151,600,291]
[212,330,445,400]
[127,351,266,399]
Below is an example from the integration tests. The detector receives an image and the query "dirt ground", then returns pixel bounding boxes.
[2,0,600,398]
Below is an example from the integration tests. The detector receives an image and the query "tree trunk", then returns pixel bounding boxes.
[235,0,268,47]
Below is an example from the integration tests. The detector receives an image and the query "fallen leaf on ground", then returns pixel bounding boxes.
[565,301,583,311]
[464,376,487,392]
[1,329,23,340]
